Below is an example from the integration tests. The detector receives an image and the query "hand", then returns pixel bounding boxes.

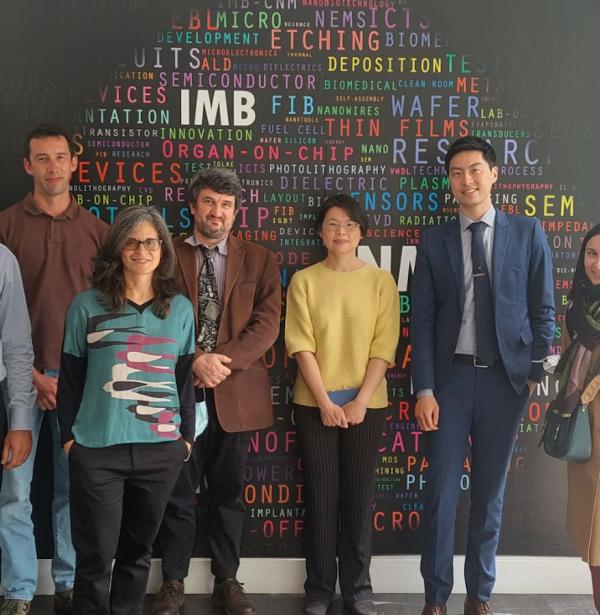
[319,402,348,428]
[192,353,232,388]
[184,440,192,453]
[64,439,75,456]
[415,395,440,431]
[1,430,32,469]
[33,370,58,411]
[343,398,367,426]
[527,380,537,397]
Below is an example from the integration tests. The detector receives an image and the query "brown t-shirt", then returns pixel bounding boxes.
[0,193,108,370]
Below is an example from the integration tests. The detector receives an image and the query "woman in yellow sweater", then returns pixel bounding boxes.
[285,194,400,615]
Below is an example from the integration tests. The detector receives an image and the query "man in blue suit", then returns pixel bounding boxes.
[411,136,555,615]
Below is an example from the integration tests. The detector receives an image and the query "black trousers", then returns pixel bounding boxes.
[154,389,252,580]
[68,441,186,615]
[295,405,386,604]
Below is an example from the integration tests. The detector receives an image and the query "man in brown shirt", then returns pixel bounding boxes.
[0,124,108,615]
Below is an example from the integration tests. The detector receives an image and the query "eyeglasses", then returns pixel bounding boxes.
[122,238,162,251]
[322,221,360,233]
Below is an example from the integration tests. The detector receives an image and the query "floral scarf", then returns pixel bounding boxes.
[556,282,600,410]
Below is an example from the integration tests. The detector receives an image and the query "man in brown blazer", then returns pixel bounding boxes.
[152,167,281,615]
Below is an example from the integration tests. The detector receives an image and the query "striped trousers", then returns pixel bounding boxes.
[295,405,385,603]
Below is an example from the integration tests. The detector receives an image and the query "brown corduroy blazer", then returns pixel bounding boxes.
[175,234,281,432]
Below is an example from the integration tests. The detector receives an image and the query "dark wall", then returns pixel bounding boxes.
[1,0,598,558]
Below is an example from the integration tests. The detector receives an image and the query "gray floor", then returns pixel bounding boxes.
[22,593,597,614]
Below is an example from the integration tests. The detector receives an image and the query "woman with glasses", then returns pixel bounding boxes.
[285,194,400,615]
[559,223,600,613]
[56,206,195,615]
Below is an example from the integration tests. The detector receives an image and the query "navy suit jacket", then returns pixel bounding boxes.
[411,209,555,395]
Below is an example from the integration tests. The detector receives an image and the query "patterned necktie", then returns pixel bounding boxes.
[197,245,220,352]
[469,222,499,365]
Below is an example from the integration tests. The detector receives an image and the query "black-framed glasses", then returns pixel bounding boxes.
[122,237,162,251]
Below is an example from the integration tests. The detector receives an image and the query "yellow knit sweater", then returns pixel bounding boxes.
[285,261,400,408]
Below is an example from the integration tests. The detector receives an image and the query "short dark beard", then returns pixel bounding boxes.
[196,220,227,242]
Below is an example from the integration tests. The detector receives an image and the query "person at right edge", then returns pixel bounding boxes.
[151,167,281,615]
[560,223,600,613]
[411,136,555,615]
